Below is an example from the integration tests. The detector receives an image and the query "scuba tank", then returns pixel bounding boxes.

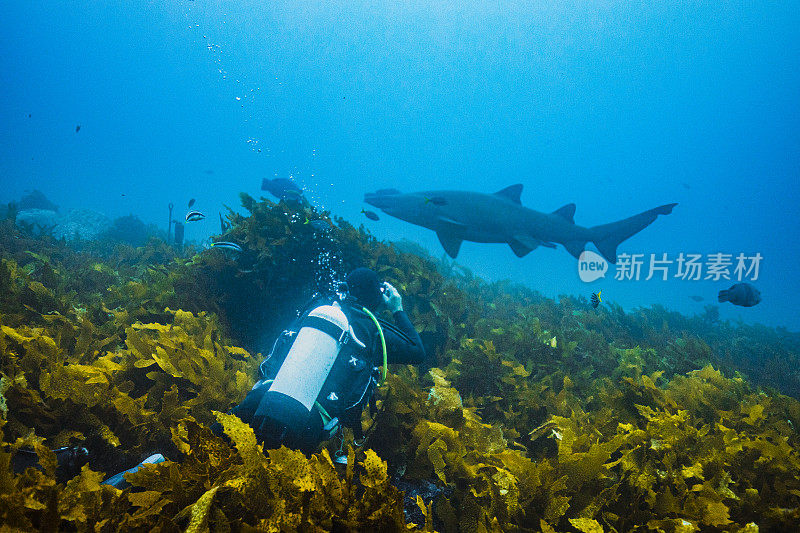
[255,303,355,428]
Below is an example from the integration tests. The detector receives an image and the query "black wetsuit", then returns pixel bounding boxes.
[225,299,425,452]
[356,307,426,366]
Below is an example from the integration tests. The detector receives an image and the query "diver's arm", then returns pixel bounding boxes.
[381,282,426,365]
[386,310,426,365]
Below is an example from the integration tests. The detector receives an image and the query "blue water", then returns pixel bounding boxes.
[3,1,798,330]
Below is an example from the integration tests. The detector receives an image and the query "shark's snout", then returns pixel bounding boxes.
[364,192,393,209]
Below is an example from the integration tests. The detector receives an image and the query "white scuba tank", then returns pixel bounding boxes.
[259,303,350,427]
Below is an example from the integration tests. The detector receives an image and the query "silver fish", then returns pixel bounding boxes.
[211,241,243,252]
[185,210,206,222]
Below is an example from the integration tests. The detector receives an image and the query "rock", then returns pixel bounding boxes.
[19,190,59,212]
[15,206,113,241]
[102,214,152,246]
[15,208,61,235]
[55,209,111,241]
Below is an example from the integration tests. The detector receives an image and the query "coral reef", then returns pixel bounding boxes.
[0,196,799,531]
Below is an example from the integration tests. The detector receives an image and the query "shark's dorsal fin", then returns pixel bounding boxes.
[493,184,523,204]
[552,203,576,223]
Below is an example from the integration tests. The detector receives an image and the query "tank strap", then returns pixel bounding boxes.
[303,315,349,344]
[360,307,387,384]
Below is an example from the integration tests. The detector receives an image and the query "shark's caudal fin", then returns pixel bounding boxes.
[590,203,677,264]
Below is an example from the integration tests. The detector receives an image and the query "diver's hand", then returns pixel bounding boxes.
[381,282,403,313]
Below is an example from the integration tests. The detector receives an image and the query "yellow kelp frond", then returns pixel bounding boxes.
[184,485,219,533]
[214,411,264,473]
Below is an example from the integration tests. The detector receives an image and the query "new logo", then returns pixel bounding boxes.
[578,251,608,282]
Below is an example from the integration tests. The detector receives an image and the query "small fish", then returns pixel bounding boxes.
[211,241,243,253]
[591,291,602,309]
[689,295,704,302]
[188,198,196,208]
[185,210,206,222]
[261,178,303,200]
[718,283,761,307]
[549,336,557,348]
[361,209,379,221]
[28,114,31,118]
[75,125,81,133]
[147,264,169,274]
[304,217,331,231]
[424,196,447,206]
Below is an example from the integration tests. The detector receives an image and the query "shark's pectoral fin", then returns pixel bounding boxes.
[562,240,587,259]
[437,232,463,258]
[509,235,542,257]
[435,217,467,257]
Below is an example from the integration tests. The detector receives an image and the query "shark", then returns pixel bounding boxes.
[364,185,676,263]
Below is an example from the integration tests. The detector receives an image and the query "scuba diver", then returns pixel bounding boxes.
[222,267,426,453]
[103,267,425,487]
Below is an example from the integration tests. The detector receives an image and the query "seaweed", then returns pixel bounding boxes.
[1,193,800,531]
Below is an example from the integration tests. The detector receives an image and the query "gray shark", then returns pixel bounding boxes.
[364,185,676,263]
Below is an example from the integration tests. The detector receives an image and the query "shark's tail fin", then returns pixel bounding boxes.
[589,203,677,264]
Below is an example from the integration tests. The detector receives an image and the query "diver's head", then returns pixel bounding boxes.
[345,267,383,312]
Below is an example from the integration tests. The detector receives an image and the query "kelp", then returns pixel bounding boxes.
[0,413,415,531]
[2,194,800,531]
[1,306,259,476]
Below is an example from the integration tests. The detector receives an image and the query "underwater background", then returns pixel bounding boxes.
[2,1,800,532]
[3,1,799,330]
